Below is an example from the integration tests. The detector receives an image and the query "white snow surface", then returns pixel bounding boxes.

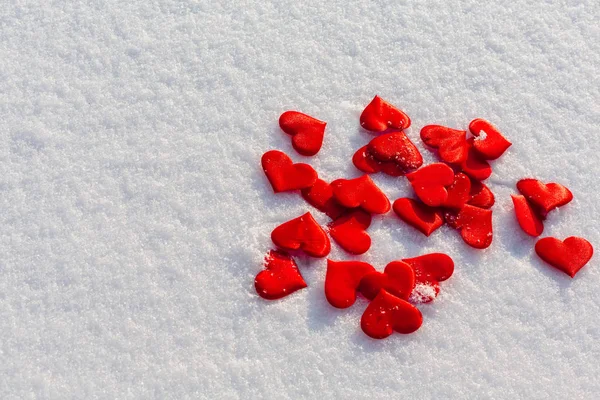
[1,1,600,399]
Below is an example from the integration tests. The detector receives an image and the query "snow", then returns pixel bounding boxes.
[1,0,599,398]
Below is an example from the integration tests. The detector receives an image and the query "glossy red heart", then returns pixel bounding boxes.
[420,125,469,164]
[352,145,408,177]
[255,250,307,300]
[443,173,472,209]
[329,209,372,255]
[366,131,423,172]
[535,237,593,278]
[279,111,326,156]
[460,139,492,181]
[271,212,331,257]
[517,179,573,215]
[407,163,455,207]
[403,253,455,303]
[393,198,444,236]
[358,261,416,301]
[447,204,493,249]
[360,289,423,339]
[468,180,495,209]
[511,194,543,237]
[360,95,411,132]
[262,150,318,193]
[331,175,390,214]
[301,179,347,220]
[469,118,512,160]
[325,259,375,308]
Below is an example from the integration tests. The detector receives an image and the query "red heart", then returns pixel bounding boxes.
[469,118,512,160]
[360,289,423,339]
[331,175,390,214]
[443,173,472,209]
[447,204,493,249]
[360,95,411,132]
[420,125,469,164]
[403,253,454,303]
[535,237,593,278]
[358,261,416,301]
[407,163,455,207]
[325,259,375,308]
[255,250,307,300]
[468,180,495,209]
[279,111,327,156]
[460,139,492,181]
[329,209,372,255]
[516,179,573,215]
[271,212,331,257]
[262,150,318,193]
[366,131,423,172]
[301,179,347,220]
[352,146,408,177]
[393,198,444,236]
[511,194,544,237]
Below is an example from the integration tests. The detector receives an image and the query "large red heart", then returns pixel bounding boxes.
[325,260,375,308]
[279,111,327,156]
[459,139,492,181]
[446,204,493,249]
[407,163,455,207]
[443,173,472,209]
[469,118,512,160]
[271,212,331,257]
[262,150,318,193]
[358,261,416,301]
[420,125,469,164]
[255,250,307,300]
[535,237,593,278]
[352,145,408,177]
[516,178,573,215]
[360,95,411,132]
[301,179,347,220]
[366,131,423,172]
[511,194,543,237]
[468,180,495,209]
[331,175,390,214]
[403,253,454,303]
[392,198,444,236]
[360,289,423,339]
[329,209,372,255]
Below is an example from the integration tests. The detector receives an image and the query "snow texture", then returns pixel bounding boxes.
[1,1,599,399]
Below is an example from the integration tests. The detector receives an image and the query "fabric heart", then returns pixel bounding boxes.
[407,163,455,207]
[403,253,454,303]
[516,178,573,215]
[360,95,411,132]
[325,259,376,308]
[279,111,326,156]
[352,145,407,176]
[360,289,423,339]
[420,125,469,164]
[469,118,512,160]
[255,250,307,300]
[331,175,391,214]
[271,212,331,257]
[329,209,372,255]
[443,173,472,209]
[301,179,347,220]
[393,198,444,236]
[535,236,593,278]
[460,139,492,181]
[447,204,493,249]
[366,131,423,172]
[358,261,416,301]
[262,150,318,193]
[511,194,544,237]
[468,180,495,209]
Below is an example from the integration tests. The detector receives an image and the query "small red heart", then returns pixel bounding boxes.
[301,179,347,220]
[262,150,318,193]
[511,194,544,237]
[359,261,416,301]
[329,209,372,255]
[366,131,423,172]
[460,139,492,181]
[360,95,411,132]
[443,173,472,209]
[516,178,573,215]
[469,118,512,160]
[271,212,331,257]
[468,180,495,209]
[447,204,493,249]
[325,259,376,308]
[420,125,469,164]
[352,146,408,177]
[360,289,423,339]
[535,237,593,278]
[255,250,307,300]
[403,253,454,303]
[393,198,444,236]
[279,111,326,156]
[331,175,390,214]
[407,163,455,207]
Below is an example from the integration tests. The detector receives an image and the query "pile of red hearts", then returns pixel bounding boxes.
[255,95,594,340]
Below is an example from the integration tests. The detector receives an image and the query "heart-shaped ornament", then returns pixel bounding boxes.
[407,163,455,207]
[360,95,411,132]
[331,175,391,214]
[535,236,593,278]
[366,131,423,172]
[360,289,423,339]
[325,260,376,308]
[301,179,347,220]
[516,179,573,215]
[460,139,492,181]
[511,194,544,237]
[329,209,372,255]
[255,250,307,300]
[447,204,493,249]
[262,150,318,193]
[279,111,327,156]
[393,198,444,236]
[358,261,416,301]
[271,212,331,257]
[468,180,495,209]
[420,125,469,164]
[443,173,472,209]
[352,145,408,176]
[469,118,512,160]
[403,253,454,303]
